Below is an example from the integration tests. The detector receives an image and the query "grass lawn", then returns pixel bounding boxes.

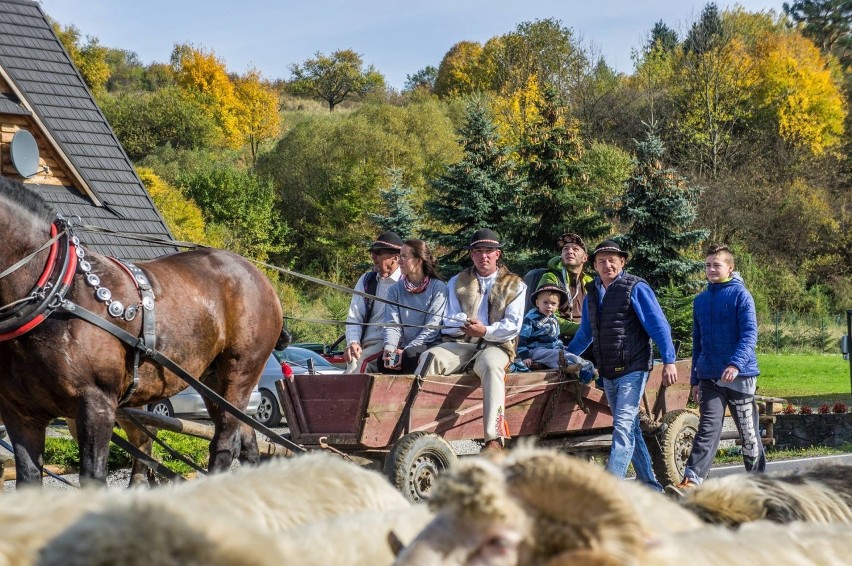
[757,353,851,406]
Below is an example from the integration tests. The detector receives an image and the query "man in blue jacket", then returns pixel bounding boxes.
[668,244,764,495]
[567,240,678,492]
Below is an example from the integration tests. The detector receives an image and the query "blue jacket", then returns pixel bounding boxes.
[691,273,759,384]
[517,309,561,360]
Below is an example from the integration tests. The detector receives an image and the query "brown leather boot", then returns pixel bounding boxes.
[482,439,503,452]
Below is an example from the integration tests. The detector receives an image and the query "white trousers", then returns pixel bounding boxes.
[343,341,383,374]
[417,342,510,441]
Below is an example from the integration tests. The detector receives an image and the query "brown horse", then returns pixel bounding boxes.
[0,177,283,486]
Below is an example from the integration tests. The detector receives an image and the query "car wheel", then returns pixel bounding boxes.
[254,389,281,427]
[148,399,174,418]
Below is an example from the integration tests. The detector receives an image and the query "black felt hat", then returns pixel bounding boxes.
[531,283,569,309]
[589,240,629,261]
[463,228,505,250]
[368,231,403,251]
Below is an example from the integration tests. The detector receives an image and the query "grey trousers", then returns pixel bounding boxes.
[417,342,510,441]
[343,341,382,374]
[683,379,766,483]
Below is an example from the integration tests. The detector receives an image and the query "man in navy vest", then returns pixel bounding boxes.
[567,240,678,491]
[343,231,403,373]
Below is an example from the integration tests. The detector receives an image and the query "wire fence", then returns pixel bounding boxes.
[757,312,847,354]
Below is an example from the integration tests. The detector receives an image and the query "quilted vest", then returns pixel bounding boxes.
[586,273,653,378]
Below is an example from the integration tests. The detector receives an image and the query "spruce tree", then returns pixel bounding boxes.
[512,85,610,258]
[369,168,417,238]
[424,96,522,264]
[615,127,708,289]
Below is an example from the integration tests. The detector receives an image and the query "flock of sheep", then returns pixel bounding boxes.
[1,445,851,565]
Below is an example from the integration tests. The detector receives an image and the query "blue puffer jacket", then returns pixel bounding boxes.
[691,272,759,384]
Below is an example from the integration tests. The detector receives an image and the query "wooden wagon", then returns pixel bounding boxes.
[277,359,695,501]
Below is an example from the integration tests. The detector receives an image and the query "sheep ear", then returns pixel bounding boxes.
[504,452,645,562]
[387,530,406,557]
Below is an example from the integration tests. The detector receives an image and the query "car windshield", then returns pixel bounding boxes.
[274,347,335,370]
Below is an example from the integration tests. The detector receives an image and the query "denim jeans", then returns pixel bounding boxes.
[601,370,663,491]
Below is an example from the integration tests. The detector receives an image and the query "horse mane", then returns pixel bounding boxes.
[0,176,56,224]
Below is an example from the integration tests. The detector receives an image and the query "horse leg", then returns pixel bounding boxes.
[75,400,117,487]
[118,420,156,487]
[3,415,49,486]
[237,422,259,465]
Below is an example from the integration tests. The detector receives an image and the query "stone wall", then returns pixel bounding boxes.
[773,413,852,449]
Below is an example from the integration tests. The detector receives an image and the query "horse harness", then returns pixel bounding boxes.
[0,218,305,454]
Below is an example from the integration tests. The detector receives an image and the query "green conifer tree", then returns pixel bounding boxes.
[513,85,610,258]
[424,96,522,263]
[369,168,417,238]
[615,127,708,289]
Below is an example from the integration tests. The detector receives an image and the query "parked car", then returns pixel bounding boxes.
[147,377,262,420]
[254,346,344,427]
[293,335,346,368]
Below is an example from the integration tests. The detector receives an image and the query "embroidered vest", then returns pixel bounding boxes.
[451,266,524,359]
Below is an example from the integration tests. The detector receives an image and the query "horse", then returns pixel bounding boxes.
[0,177,284,486]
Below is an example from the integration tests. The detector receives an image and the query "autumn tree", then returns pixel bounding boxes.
[136,167,208,245]
[783,0,852,64]
[170,44,242,147]
[433,41,485,97]
[615,129,708,289]
[404,66,438,92]
[423,96,523,264]
[288,49,385,111]
[234,68,281,164]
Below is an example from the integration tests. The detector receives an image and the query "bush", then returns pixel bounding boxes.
[799,404,813,415]
[833,401,848,414]
[818,402,831,414]
[783,403,797,415]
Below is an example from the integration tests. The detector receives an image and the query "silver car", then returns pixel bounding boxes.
[254,346,344,427]
[147,380,262,420]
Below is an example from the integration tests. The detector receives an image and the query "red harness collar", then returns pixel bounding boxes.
[0,222,77,341]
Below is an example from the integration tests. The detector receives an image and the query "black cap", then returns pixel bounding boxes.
[589,240,629,261]
[463,228,504,250]
[368,231,403,251]
[531,283,569,309]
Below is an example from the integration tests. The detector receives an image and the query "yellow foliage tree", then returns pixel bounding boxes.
[433,41,484,97]
[234,68,281,164]
[491,74,543,153]
[52,21,110,94]
[136,167,211,246]
[752,30,846,155]
[170,44,241,148]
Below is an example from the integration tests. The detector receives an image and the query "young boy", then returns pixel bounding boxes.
[667,244,765,496]
[517,284,596,381]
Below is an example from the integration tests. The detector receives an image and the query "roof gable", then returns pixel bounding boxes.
[0,0,176,261]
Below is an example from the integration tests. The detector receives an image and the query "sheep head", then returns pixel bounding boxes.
[394,446,646,566]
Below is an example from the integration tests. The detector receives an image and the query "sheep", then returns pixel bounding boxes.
[38,501,435,566]
[0,452,410,566]
[393,444,704,566]
[678,462,852,526]
[394,445,852,566]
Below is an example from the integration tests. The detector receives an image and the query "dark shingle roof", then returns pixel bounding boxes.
[0,0,176,261]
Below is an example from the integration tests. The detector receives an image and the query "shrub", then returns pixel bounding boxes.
[799,404,813,415]
[818,402,831,414]
[783,403,797,415]
[833,401,848,414]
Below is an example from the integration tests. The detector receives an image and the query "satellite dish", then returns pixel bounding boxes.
[10,129,41,178]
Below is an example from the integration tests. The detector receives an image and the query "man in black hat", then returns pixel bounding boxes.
[416,228,526,451]
[534,232,593,342]
[566,240,678,491]
[343,231,403,373]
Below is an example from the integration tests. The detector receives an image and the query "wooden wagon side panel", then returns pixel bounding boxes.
[283,373,372,445]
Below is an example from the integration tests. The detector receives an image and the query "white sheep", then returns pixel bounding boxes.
[0,452,409,566]
[394,444,704,566]
[678,462,852,526]
[395,446,852,566]
[38,501,434,566]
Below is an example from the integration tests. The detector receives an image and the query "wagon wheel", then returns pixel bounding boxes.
[384,431,457,503]
[647,409,699,486]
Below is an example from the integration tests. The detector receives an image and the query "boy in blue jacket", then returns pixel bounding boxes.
[668,244,765,496]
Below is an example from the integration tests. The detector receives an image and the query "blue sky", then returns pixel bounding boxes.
[40,0,783,89]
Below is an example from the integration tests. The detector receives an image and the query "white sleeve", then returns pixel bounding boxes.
[483,281,527,342]
[344,273,368,345]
